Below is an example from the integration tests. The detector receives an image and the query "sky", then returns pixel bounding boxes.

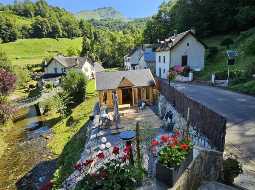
[0,0,166,18]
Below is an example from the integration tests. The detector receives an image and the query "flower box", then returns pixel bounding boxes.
[156,150,193,187]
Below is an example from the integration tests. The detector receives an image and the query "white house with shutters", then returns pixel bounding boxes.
[155,30,206,79]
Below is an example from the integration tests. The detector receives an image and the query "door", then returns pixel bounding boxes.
[182,55,188,66]
[122,88,133,105]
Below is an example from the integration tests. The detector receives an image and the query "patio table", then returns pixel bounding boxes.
[119,130,136,165]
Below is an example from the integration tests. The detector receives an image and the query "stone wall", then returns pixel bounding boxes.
[159,80,226,152]
[173,148,223,190]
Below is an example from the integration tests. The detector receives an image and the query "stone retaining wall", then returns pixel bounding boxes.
[173,148,223,190]
[159,80,227,152]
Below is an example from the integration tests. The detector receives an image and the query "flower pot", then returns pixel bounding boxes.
[156,150,193,187]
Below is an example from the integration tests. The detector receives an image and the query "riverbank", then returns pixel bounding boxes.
[0,107,56,190]
[49,80,97,188]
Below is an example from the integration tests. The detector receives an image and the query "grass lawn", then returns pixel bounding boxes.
[0,38,82,65]
[48,80,97,187]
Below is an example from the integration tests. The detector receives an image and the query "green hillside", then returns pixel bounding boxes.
[0,38,82,65]
[199,27,255,95]
[76,7,126,20]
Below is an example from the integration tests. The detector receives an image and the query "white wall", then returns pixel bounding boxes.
[171,34,205,71]
[156,34,205,79]
[156,51,170,79]
[81,61,94,79]
[45,60,65,74]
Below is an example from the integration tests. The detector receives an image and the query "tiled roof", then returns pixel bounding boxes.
[96,69,155,90]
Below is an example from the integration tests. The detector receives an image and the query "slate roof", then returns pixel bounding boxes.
[52,55,87,69]
[96,69,155,91]
[144,51,156,63]
[156,30,206,52]
[93,62,105,73]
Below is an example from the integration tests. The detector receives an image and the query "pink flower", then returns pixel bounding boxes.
[97,152,105,160]
[173,65,184,73]
[74,162,83,171]
[124,144,132,154]
[83,159,93,167]
[112,146,120,155]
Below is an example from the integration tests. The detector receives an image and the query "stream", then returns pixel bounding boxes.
[0,106,56,190]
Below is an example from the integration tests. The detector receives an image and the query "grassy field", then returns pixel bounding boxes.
[0,38,83,65]
[48,80,97,187]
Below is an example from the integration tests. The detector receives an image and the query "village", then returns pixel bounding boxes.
[12,29,252,190]
[0,1,255,190]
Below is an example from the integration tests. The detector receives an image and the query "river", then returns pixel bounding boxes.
[0,106,56,190]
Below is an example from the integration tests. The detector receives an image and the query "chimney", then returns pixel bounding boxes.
[191,28,196,34]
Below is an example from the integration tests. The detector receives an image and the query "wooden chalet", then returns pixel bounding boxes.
[96,69,157,108]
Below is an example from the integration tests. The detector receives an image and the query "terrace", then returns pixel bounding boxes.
[61,93,222,190]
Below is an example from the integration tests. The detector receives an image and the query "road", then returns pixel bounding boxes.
[171,82,255,189]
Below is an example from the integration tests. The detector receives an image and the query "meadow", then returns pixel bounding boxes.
[0,38,83,65]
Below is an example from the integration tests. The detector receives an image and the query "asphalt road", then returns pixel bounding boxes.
[170,82,255,189]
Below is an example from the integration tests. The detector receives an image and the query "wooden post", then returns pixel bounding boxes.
[136,122,141,167]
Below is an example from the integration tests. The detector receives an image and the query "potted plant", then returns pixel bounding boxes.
[152,133,193,187]
[168,70,177,85]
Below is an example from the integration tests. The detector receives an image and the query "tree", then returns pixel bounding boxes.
[61,69,87,105]
[31,16,51,38]
[14,66,31,88]
[0,49,13,72]
[0,14,19,43]
[51,92,72,118]
[48,17,62,38]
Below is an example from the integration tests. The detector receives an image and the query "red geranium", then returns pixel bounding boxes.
[84,159,93,167]
[112,146,120,155]
[160,135,169,143]
[151,139,159,146]
[74,162,83,171]
[121,154,128,162]
[124,144,131,154]
[39,180,53,190]
[97,152,105,160]
[180,143,189,151]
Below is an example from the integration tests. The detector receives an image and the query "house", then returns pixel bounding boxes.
[43,55,104,81]
[124,44,156,72]
[156,30,206,79]
[96,69,157,108]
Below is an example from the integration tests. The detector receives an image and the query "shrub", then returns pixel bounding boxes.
[245,37,255,55]
[220,38,234,49]
[223,158,243,185]
[61,69,87,105]
[207,46,218,59]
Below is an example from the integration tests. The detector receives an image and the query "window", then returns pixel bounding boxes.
[163,56,165,63]
[159,56,161,63]
[54,68,58,73]
[163,69,165,73]
[187,42,190,47]
[61,68,66,73]
[159,67,162,78]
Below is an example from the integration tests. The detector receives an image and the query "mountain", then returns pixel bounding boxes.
[76,7,126,21]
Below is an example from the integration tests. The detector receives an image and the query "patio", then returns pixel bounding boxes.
[62,99,218,190]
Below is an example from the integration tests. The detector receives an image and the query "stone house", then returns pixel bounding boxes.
[156,30,206,79]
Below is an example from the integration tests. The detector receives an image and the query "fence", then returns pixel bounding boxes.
[159,80,226,152]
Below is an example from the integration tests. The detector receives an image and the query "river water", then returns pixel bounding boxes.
[0,106,54,190]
